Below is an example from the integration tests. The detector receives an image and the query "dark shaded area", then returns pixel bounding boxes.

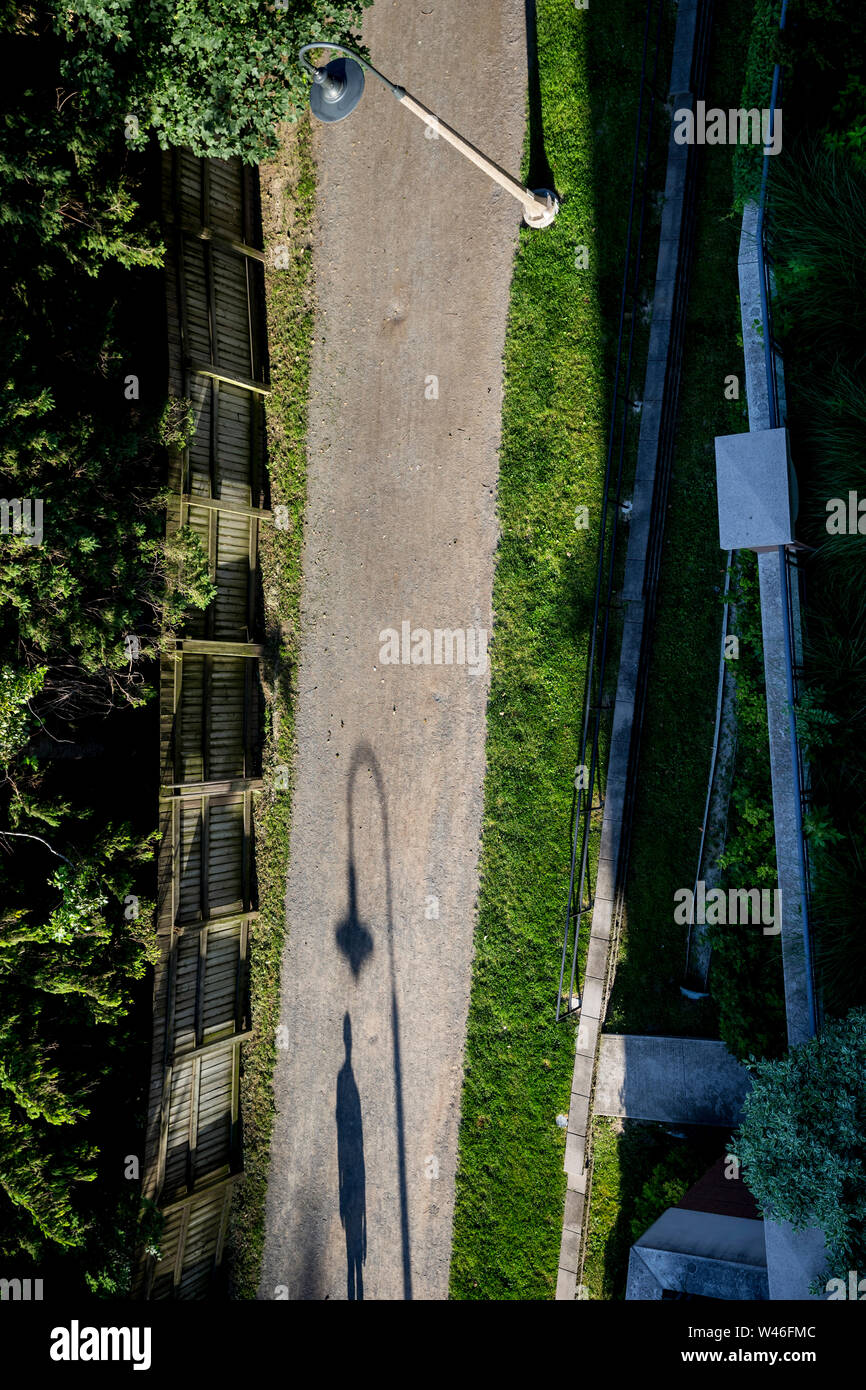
[676,1153,760,1221]
[336,1013,367,1301]
[523,0,556,195]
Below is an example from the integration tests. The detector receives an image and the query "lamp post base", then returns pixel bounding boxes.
[524,188,559,228]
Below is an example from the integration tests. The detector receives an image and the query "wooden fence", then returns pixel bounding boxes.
[135,149,272,1298]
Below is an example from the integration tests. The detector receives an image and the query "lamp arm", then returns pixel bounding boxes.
[298,42,405,99]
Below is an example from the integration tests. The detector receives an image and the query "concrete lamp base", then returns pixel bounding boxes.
[524,189,559,228]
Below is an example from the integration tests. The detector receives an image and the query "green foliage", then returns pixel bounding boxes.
[0,1111,97,1251]
[51,0,374,163]
[158,396,196,450]
[629,1145,711,1244]
[0,6,161,276]
[824,75,866,167]
[0,822,158,1260]
[0,665,46,767]
[158,525,218,624]
[0,95,164,276]
[0,296,217,720]
[803,807,844,851]
[46,863,109,943]
[733,0,866,207]
[770,146,866,361]
[811,838,866,1016]
[732,0,784,208]
[717,559,776,892]
[785,0,866,128]
[732,1008,866,1277]
[793,687,838,754]
[2,2,371,277]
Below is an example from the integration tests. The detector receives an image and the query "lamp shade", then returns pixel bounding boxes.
[309,57,366,123]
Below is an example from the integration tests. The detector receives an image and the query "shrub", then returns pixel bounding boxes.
[732,1008,866,1278]
[629,1145,714,1244]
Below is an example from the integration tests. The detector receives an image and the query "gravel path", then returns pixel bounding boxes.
[258,0,528,1300]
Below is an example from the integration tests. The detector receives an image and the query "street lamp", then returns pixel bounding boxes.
[298,42,559,229]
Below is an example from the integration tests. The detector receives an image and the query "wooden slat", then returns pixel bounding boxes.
[160,777,264,798]
[158,1171,244,1218]
[187,1054,202,1192]
[157,910,259,938]
[180,493,273,520]
[174,639,263,658]
[168,1029,254,1066]
[164,214,268,262]
[173,1204,192,1291]
[214,1186,233,1268]
[188,361,270,396]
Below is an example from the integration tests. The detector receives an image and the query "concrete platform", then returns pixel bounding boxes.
[594,1034,750,1125]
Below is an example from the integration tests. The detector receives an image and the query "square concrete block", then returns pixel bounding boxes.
[616,617,643,701]
[559,1222,581,1274]
[715,427,794,549]
[571,1050,594,1097]
[603,789,622,828]
[655,236,680,287]
[565,1130,586,1177]
[567,1166,587,1194]
[556,1265,577,1301]
[623,556,647,600]
[664,153,687,203]
[652,277,675,323]
[584,934,608,983]
[567,1093,589,1138]
[581,974,604,1021]
[589,910,611,942]
[564,1187,586,1232]
[576,1013,598,1056]
[594,854,615,903]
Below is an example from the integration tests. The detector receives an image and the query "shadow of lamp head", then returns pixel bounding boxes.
[335,859,374,977]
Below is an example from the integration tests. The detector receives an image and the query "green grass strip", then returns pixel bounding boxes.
[448,0,655,1300]
[229,117,314,1298]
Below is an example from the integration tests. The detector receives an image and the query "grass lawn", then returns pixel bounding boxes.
[228,116,314,1298]
[448,0,670,1300]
